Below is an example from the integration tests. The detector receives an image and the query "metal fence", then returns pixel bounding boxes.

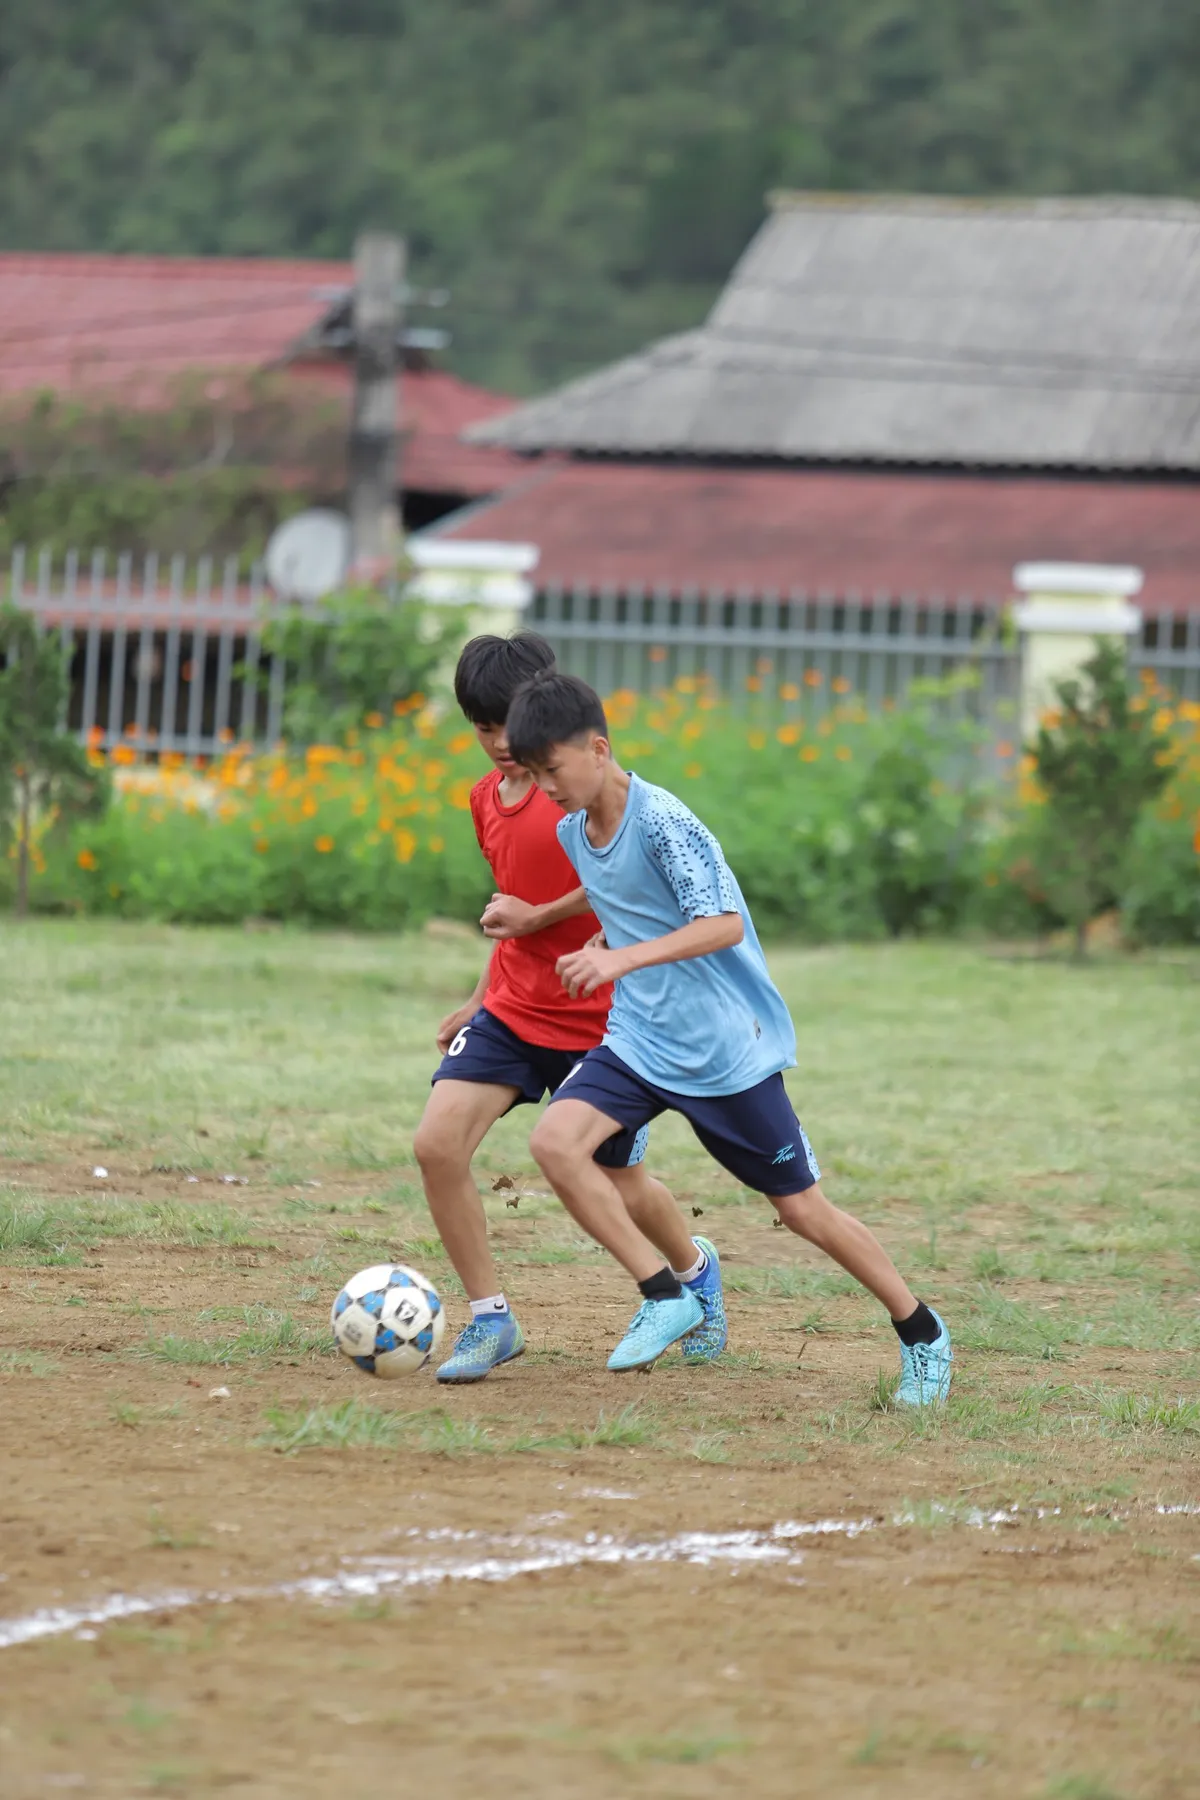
[6,547,1200,754]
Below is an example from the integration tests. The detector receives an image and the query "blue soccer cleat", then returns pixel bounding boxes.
[895,1310,953,1406]
[607,1290,703,1372]
[679,1236,727,1364]
[436,1311,525,1384]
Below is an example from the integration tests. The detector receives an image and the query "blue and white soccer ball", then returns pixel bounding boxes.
[331,1264,445,1378]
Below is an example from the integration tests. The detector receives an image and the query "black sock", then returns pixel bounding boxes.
[892,1300,940,1347]
[638,1267,683,1302]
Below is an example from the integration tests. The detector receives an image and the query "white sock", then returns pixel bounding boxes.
[672,1248,707,1286]
[469,1294,509,1318]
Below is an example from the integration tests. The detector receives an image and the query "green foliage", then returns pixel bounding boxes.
[1024,643,1175,956]
[24,676,1199,939]
[0,377,344,558]
[1,5,1197,393]
[0,602,109,913]
[259,588,460,743]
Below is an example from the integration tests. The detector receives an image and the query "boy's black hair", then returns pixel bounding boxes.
[506,671,609,765]
[453,630,556,725]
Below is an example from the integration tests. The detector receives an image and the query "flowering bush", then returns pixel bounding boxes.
[21,673,1200,942]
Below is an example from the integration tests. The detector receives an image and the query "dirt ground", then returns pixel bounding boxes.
[1,1161,1197,1800]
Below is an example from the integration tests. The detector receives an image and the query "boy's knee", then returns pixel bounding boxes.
[413,1118,467,1178]
[529,1110,574,1176]
[774,1184,827,1238]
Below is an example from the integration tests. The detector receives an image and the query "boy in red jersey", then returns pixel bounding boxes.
[414,632,725,1382]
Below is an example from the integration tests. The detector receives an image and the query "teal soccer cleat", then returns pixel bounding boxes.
[895,1310,953,1406]
[679,1236,727,1364]
[436,1311,525,1384]
[607,1290,703,1372]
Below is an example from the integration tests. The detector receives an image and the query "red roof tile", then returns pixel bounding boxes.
[438,460,1200,612]
[0,251,518,496]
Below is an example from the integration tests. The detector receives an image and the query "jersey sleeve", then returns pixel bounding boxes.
[468,778,489,855]
[641,790,740,921]
[555,812,582,876]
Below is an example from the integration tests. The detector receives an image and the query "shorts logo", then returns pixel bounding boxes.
[560,1060,584,1085]
[771,1143,796,1165]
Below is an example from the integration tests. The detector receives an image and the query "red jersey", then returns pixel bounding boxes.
[469,769,612,1050]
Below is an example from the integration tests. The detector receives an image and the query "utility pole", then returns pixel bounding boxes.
[348,231,404,575]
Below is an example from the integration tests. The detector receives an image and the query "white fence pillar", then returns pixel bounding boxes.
[1012,562,1143,742]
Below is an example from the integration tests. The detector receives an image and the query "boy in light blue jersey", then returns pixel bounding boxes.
[503,671,952,1403]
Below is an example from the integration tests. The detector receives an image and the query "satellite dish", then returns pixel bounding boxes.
[266,510,351,603]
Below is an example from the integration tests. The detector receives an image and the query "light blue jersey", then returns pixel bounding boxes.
[556,774,796,1097]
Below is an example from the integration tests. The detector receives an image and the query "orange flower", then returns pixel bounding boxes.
[835,745,852,762]
[832,676,852,694]
[776,724,800,746]
[684,762,704,779]
[1152,708,1176,733]
[364,712,384,729]
[804,669,823,688]
[779,683,800,702]
[301,796,318,818]
[756,656,773,674]
[675,676,696,695]
[111,744,137,766]
[648,646,667,663]
[429,835,445,854]
[448,777,474,810]
[255,838,270,854]
[745,676,762,693]
[996,741,1014,759]
[77,848,98,870]
[393,828,417,863]
[217,727,235,744]
[800,745,820,763]
[1193,816,1200,857]
[314,835,335,854]
[682,720,702,743]
[351,794,368,816]
[447,731,476,755]
[86,725,104,749]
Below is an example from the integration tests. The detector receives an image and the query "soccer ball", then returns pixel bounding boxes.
[331,1264,445,1378]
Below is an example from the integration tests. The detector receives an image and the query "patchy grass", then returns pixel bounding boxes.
[0,1348,60,1376]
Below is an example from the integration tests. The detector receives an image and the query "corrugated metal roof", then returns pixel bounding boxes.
[470,195,1200,471]
[434,460,1200,612]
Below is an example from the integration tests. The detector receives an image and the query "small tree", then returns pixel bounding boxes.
[258,585,461,743]
[0,604,109,915]
[1026,639,1174,958]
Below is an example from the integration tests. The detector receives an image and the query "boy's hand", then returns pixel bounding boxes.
[435,1002,477,1054]
[480,892,541,939]
[556,943,625,999]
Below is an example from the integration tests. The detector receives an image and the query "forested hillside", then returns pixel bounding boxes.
[2,2,1197,392]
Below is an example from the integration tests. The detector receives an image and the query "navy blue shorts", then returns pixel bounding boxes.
[548,1046,820,1198]
[431,1009,648,1170]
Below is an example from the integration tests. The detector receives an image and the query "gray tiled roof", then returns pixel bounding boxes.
[469,194,1200,470]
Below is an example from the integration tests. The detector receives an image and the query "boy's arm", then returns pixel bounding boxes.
[435,944,494,1052]
[556,913,743,1000]
[481,886,591,940]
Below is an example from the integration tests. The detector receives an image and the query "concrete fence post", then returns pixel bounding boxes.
[1012,562,1143,742]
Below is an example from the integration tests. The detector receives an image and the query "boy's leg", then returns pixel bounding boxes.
[772,1182,914,1316]
[684,1076,952,1404]
[413,1078,518,1300]
[531,1093,705,1370]
[607,1164,697,1274]
[532,1100,668,1280]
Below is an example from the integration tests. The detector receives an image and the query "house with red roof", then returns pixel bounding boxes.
[0,250,520,528]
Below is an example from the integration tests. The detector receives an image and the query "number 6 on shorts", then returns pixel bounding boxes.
[448,1027,471,1057]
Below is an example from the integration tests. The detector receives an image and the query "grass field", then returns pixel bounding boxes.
[1,919,1198,1799]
